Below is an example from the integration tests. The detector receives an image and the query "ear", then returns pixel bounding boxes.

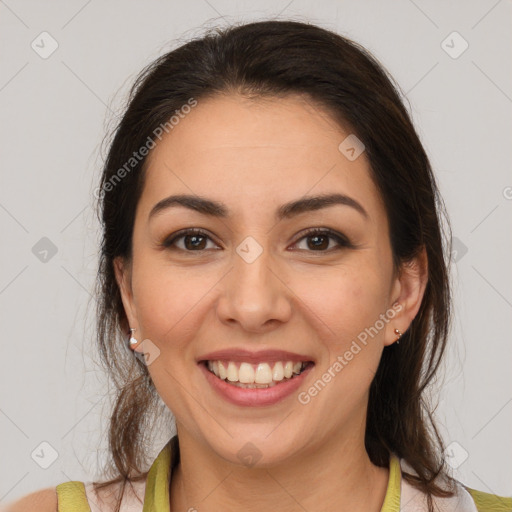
[113,256,139,346]
[384,246,428,347]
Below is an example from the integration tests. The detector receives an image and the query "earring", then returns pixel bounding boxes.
[129,328,138,347]
[394,329,402,344]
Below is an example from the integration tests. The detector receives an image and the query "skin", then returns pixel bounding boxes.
[114,93,428,512]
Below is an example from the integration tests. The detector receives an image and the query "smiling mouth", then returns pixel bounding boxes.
[200,360,314,389]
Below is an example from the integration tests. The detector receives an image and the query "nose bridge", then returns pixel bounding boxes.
[236,238,272,293]
[232,235,276,306]
[216,235,291,331]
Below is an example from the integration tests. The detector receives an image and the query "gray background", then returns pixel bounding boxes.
[1,0,511,504]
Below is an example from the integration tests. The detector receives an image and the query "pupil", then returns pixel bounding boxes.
[309,235,328,250]
[186,235,205,250]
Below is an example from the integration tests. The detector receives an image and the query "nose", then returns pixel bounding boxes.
[215,241,292,333]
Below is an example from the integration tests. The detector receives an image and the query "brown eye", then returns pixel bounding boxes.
[182,233,207,250]
[292,228,352,252]
[162,229,219,251]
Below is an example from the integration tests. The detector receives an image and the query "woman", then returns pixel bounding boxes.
[7,19,510,512]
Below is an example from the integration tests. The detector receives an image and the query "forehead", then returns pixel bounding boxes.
[139,93,385,223]
[147,93,349,164]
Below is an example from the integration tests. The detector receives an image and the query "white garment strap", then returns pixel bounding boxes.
[399,458,478,511]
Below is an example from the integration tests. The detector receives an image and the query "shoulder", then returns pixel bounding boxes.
[464,486,512,512]
[2,487,57,512]
[398,457,512,512]
[2,477,147,512]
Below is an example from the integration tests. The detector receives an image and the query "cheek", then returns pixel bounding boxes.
[130,253,215,347]
[290,265,391,419]
[292,262,390,346]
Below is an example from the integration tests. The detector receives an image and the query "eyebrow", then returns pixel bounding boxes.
[148,193,368,221]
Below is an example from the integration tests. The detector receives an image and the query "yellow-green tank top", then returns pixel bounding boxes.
[56,436,512,511]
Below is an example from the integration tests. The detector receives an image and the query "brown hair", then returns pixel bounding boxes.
[92,19,455,511]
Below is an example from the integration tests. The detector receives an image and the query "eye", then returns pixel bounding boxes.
[291,228,353,252]
[161,229,219,252]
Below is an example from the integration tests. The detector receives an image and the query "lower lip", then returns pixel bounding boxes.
[199,362,314,407]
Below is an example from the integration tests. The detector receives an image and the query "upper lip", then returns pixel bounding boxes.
[197,348,315,364]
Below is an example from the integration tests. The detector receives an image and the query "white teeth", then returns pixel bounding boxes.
[227,361,238,382]
[272,361,284,381]
[239,362,255,383]
[255,363,273,384]
[206,360,308,385]
[218,361,227,380]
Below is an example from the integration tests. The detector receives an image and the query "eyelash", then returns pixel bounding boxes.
[160,227,353,253]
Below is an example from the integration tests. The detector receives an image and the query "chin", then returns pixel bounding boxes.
[208,432,303,469]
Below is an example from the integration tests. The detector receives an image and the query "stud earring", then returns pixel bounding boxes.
[129,328,138,347]
[394,329,402,344]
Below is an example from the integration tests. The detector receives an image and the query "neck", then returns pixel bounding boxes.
[169,427,389,512]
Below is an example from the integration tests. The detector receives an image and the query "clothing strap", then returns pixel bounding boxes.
[465,487,512,512]
[142,437,177,512]
[55,440,512,512]
[56,481,91,512]
[381,453,401,512]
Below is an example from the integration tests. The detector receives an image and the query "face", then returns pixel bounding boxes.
[115,93,425,467]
